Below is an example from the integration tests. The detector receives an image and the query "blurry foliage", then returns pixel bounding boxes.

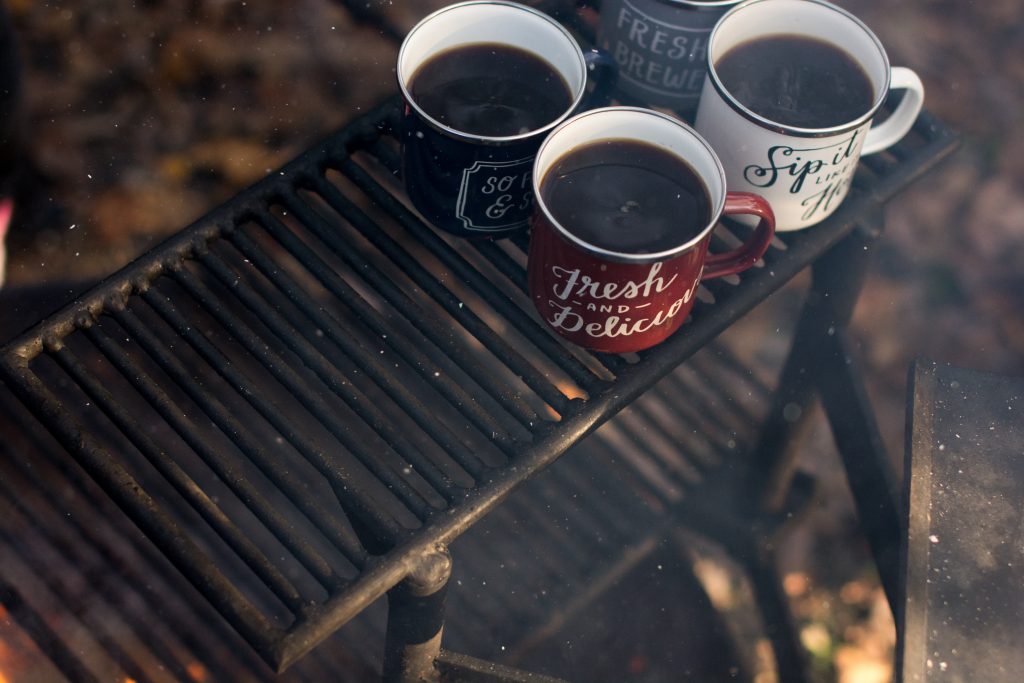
[5,0,397,278]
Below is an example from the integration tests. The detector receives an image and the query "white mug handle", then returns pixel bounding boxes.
[861,67,925,155]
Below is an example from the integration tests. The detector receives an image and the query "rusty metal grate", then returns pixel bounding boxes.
[0,388,384,683]
[0,337,766,681]
[0,88,958,676]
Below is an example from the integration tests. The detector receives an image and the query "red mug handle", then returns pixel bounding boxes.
[703,192,776,280]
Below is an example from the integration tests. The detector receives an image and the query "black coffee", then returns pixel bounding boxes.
[715,34,875,129]
[409,43,573,137]
[540,139,711,254]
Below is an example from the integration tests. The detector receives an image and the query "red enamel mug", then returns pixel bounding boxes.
[528,107,775,353]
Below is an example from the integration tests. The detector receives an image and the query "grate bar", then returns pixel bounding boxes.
[195,249,451,513]
[139,289,370,569]
[339,157,604,391]
[0,424,276,682]
[504,223,533,256]
[688,362,763,427]
[501,496,599,578]
[0,458,268,683]
[461,237,629,381]
[226,229,498,471]
[88,307,353,587]
[548,458,644,541]
[0,363,282,658]
[227,222,490,481]
[0,576,104,683]
[0,496,188,683]
[278,187,543,433]
[465,240,530,296]
[241,208,534,452]
[630,391,727,472]
[53,337,310,613]
[136,287,389,566]
[309,172,573,414]
[661,365,750,434]
[583,436,681,509]
[528,474,621,553]
[464,239,625,381]
[615,413,704,486]
[171,261,431,527]
[457,515,574,615]
[590,348,631,377]
[711,343,774,398]
[652,376,736,458]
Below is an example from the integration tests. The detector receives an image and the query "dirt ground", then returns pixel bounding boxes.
[0,1,1021,682]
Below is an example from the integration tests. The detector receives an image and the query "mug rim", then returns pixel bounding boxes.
[706,0,893,138]
[397,0,588,145]
[658,0,746,8]
[532,106,727,265]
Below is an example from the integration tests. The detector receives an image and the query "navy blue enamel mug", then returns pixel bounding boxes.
[398,1,605,238]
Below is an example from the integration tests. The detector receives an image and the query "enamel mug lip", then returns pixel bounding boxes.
[659,0,745,9]
[397,0,588,145]
[706,0,893,138]
[532,106,728,265]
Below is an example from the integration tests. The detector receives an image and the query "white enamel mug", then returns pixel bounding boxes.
[694,0,925,231]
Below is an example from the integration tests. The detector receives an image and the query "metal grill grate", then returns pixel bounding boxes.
[0,388,384,683]
[1,89,957,674]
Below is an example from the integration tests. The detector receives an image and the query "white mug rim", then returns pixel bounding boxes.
[650,0,746,8]
[706,0,892,138]
[397,0,588,144]
[532,106,727,264]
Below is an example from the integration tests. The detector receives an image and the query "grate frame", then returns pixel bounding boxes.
[1,87,958,673]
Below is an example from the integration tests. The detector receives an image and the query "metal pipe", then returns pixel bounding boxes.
[382,547,453,683]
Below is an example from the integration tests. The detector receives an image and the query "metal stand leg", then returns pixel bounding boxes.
[745,545,808,683]
[678,489,817,683]
[729,213,907,680]
[746,215,886,513]
[383,547,453,683]
[817,329,901,605]
[757,214,900,601]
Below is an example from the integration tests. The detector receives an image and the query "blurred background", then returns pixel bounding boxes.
[0,1,1020,681]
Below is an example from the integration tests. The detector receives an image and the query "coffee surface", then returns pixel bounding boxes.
[540,139,711,254]
[715,34,875,129]
[409,43,572,137]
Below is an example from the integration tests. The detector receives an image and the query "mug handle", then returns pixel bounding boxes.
[581,49,617,109]
[861,67,925,155]
[703,192,776,279]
